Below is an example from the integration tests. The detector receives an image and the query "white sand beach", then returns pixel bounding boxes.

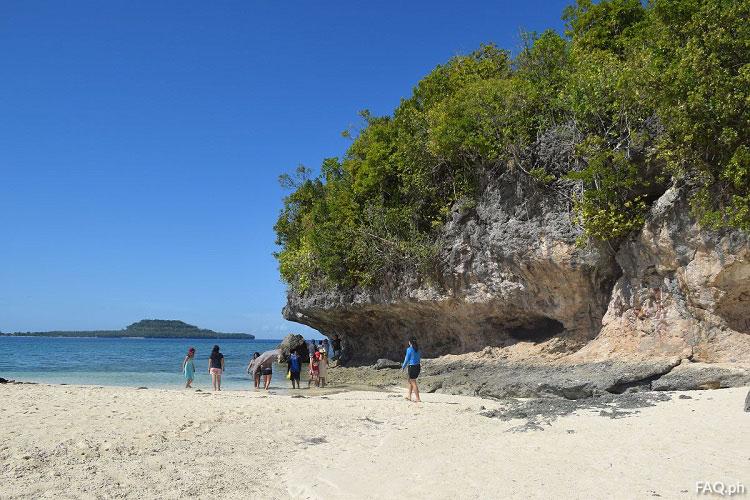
[1,383,747,499]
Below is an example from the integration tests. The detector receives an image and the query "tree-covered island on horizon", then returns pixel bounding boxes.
[2,319,256,339]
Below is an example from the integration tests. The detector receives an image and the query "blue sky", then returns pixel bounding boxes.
[1,0,569,338]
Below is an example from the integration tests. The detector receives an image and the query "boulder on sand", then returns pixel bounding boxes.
[745,390,750,412]
[374,359,401,370]
[277,334,308,362]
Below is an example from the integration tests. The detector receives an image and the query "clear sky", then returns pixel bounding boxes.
[1,0,569,338]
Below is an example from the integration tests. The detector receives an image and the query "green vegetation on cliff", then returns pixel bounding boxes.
[5,320,255,339]
[275,0,750,293]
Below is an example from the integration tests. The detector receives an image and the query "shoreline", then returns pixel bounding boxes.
[0,379,393,398]
[4,356,750,399]
[1,376,384,396]
[2,382,748,499]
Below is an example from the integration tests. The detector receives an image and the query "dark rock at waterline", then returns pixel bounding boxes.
[276,334,308,362]
[420,359,684,399]
[332,358,749,400]
[331,358,679,399]
[374,359,400,370]
[650,362,750,391]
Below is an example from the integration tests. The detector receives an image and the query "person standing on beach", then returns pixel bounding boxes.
[287,349,301,389]
[401,337,422,402]
[182,348,196,388]
[308,339,316,360]
[249,349,281,391]
[317,346,329,388]
[246,352,261,389]
[208,345,224,391]
[309,349,320,387]
[332,337,342,362]
[308,339,317,386]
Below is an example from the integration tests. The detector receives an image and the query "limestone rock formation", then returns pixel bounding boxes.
[283,178,749,392]
[649,361,750,391]
[577,187,750,364]
[284,171,620,363]
[276,334,308,362]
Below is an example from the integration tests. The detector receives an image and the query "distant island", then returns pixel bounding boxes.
[3,319,255,339]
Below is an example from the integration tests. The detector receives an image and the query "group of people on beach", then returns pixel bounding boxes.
[181,345,224,390]
[180,337,422,402]
[250,340,332,390]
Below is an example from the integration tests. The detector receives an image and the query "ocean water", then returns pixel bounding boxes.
[0,337,293,390]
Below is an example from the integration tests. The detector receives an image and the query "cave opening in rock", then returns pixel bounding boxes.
[716,289,750,334]
[713,261,750,335]
[507,318,565,342]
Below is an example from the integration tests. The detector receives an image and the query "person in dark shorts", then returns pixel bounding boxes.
[260,360,273,391]
[250,349,281,391]
[287,349,302,389]
[401,337,422,403]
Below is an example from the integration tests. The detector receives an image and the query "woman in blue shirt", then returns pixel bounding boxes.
[401,337,422,402]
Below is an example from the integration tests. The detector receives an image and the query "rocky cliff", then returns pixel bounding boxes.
[576,186,750,364]
[283,174,749,386]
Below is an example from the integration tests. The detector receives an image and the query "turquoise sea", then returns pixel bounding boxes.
[0,337,290,390]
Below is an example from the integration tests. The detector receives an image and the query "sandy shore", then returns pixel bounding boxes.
[1,383,748,499]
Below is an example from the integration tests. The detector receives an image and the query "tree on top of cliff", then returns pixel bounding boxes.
[274,0,750,293]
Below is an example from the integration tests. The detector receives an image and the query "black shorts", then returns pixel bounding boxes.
[262,368,272,376]
[408,364,421,379]
[290,371,301,381]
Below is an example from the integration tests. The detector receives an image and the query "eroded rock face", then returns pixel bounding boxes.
[284,180,749,370]
[577,187,750,364]
[276,334,308,362]
[284,172,620,363]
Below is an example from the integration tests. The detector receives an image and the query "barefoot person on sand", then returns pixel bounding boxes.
[401,337,422,402]
[309,349,321,387]
[307,339,317,386]
[246,352,261,389]
[287,349,301,389]
[318,346,329,388]
[249,349,282,391]
[182,348,196,388]
[209,345,225,391]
